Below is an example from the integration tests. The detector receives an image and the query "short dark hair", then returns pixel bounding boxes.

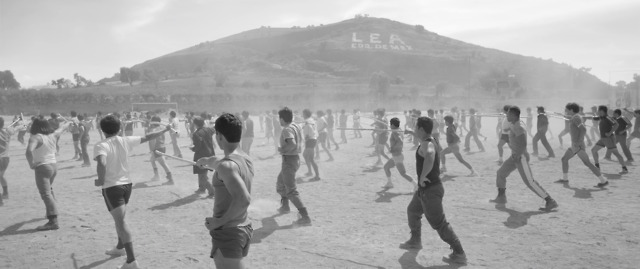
[242,111,249,118]
[614,109,622,116]
[214,113,242,143]
[427,109,434,116]
[416,116,433,134]
[70,111,77,117]
[278,107,293,123]
[503,105,511,112]
[193,117,205,128]
[537,106,545,113]
[390,117,400,127]
[169,111,176,117]
[78,115,85,121]
[565,103,580,113]
[50,113,57,119]
[598,105,608,113]
[508,106,521,117]
[30,116,54,135]
[302,109,312,119]
[100,115,121,135]
[444,115,454,124]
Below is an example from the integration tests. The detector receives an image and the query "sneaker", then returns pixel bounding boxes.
[595,181,609,188]
[621,167,629,174]
[399,237,422,250]
[540,198,559,211]
[293,215,312,226]
[489,195,507,204]
[327,157,335,162]
[548,154,556,158]
[105,247,126,256]
[194,189,206,194]
[163,180,175,186]
[150,174,160,181]
[469,171,479,177]
[554,179,569,184]
[117,260,140,269]
[383,182,394,188]
[206,193,215,199]
[305,172,314,177]
[442,251,467,265]
[36,222,59,231]
[81,163,91,167]
[309,176,321,182]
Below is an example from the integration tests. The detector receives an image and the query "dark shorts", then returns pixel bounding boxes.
[500,134,510,143]
[210,224,253,259]
[0,157,9,171]
[102,184,132,211]
[72,133,80,141]
[153,147,166,158]
[596,136,617,149]
[318,132,327,143]
[305,139,317,149]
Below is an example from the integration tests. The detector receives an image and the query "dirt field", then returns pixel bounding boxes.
[1,114,639,269]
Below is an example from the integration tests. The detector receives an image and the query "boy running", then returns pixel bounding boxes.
[489,106,558,211]
[590,105,628,174]
[531,106,555,158]
[382,118,417,189]
[276,107,311,225]
[94,115,171,269]
[400,117,467,265]
[441,116,478,176]
[556,103,609,187]
[197,113,254,269]
[302,109,320,181]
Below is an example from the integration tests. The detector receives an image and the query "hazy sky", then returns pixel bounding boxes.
[1,0,639,87]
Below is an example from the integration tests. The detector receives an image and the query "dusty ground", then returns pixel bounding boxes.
[1,114,639,269]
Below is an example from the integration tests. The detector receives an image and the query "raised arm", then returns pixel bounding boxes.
[141,125,171,143]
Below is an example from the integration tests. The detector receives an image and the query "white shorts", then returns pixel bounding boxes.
[392,154,404,164]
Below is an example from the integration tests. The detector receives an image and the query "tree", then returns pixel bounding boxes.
[0,70,20,90]
[120,67,140,86]
[73,73,92,87]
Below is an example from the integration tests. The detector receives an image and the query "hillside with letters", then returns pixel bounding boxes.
[1,16,608,114]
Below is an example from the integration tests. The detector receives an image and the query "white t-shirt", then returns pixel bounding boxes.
[94,136,142,189]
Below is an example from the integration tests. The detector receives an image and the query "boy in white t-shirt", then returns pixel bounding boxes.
[93,115,170,269]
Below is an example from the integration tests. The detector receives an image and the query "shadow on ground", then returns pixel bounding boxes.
[0,218,46,237]
[148,193,202,210]
[494,204,553,229]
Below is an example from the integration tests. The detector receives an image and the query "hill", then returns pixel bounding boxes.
[131,17,607,96]
[1,17,610,115]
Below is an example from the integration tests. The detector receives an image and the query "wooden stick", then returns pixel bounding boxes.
[337,127,405,132]
[154,150,214,170]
